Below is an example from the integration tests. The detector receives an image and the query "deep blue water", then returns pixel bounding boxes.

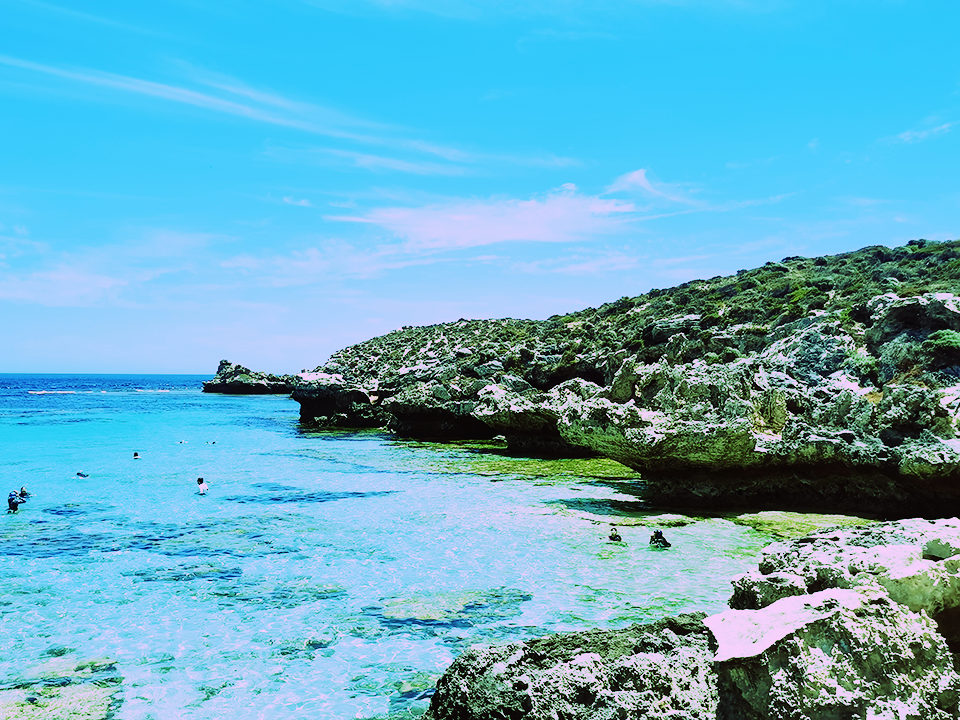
[0,374,773,719]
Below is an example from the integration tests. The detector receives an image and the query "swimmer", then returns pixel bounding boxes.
[196,477,209,495]
[76,472,89,478]
[7,491,26,513]
[18,486,30,499]
[133,452,140,459]
[649,529,671,548]
[608,526,622,542]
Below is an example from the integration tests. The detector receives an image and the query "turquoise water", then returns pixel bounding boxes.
[0,375,773,719]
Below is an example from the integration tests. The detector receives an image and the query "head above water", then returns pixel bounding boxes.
[133,452,139,458]
[197,478,204,484]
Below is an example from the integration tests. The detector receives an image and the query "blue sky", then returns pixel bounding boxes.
[2,0,958,373]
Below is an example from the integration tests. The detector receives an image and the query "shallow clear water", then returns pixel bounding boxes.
[0,375,774,719]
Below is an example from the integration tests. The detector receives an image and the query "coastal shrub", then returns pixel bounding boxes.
[845,352,879,385]
[923,330,960,368]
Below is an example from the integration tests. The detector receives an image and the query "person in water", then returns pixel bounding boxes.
[608,526,622,542]
[7,491,26,513]
[18,486,30,499]
[196,477,209,495]
[649,529,671,548]
[76,472,89,478]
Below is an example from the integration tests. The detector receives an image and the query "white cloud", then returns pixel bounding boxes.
[326,186,637,251]
[886,121,954,145]
[0,54,578,175]
[283,197,313,207]
[607,168,702,206]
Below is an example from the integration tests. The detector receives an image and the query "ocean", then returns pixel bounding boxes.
[0,374,774,719]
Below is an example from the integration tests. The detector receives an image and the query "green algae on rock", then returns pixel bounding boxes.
[730,510,875,539]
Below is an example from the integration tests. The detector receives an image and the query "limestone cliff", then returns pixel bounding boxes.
[292,239,960,515]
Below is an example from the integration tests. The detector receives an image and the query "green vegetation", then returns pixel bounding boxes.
[922,329,960,368]
[320,238,960,392]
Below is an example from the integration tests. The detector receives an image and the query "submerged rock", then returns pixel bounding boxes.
[0,653,123,720]
[730,510,875,539]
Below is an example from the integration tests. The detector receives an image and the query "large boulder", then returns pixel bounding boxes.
[707,587,960,720]
[423,614,719,720]
[728,517,960,649]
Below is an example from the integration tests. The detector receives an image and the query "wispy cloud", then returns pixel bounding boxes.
[326,186,637,251]
[0,265,130,305]
[513,249,644,275]
[606,168,703,206]
[885,121,955,145]
[318,171,790,253]
[840,196,889,208]
[0,55,382,144]
[222,239,473,285]
[13,0,170,37]
[267,146,469,176]
[0,54,577,175]
[306,0,789,19]
[0,229,226,306]
[283,197,313,207]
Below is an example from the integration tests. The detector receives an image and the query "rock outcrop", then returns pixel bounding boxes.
[424,517,960,720]
[424,614,720,720]
[292,240,960,515]
[202,360,301,394]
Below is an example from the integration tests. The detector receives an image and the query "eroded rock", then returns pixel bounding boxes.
[423,614,718,720]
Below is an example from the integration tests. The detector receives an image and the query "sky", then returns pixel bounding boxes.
[1,0,958,373]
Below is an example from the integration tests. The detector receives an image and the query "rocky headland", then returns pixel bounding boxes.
[202,360,303,394]
[285,239,960,516]
[424,517,960,720]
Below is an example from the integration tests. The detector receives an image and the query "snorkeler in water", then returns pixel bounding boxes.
[649,529,671,548]
[7,491,26,513]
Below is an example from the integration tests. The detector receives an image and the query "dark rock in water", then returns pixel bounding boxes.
[289,241,960,515]
[202,359,301,394]
[425,517,960,720]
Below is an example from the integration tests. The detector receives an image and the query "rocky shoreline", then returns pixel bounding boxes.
[237,240,959,517]
[423,517,960,720]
